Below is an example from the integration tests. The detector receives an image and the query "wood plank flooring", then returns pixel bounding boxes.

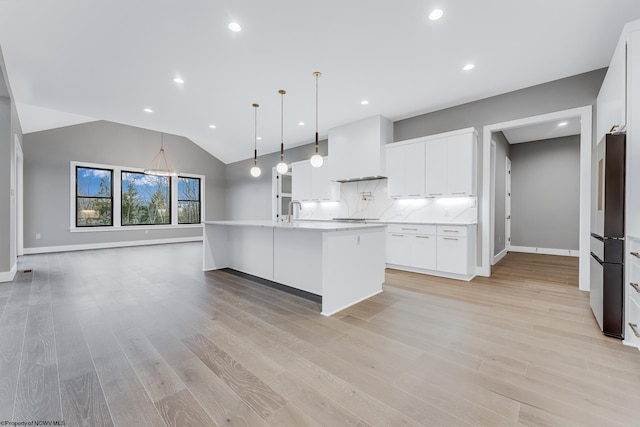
[0,244,638,426]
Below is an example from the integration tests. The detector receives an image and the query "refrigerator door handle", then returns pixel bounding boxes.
[591,252,604,265]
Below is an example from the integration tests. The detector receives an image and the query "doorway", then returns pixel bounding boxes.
[482,106,592,291]
[13,134,24,262]
[505,157,511,253]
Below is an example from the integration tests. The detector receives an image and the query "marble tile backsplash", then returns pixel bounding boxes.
[297,179,478,223]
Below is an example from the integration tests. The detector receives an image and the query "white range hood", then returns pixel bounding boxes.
[328,115,393,182]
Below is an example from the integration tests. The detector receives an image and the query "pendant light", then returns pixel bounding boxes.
[250,103,261,177]
[144,132,178,176]
[276,89,289,174]
[310,71,324,168]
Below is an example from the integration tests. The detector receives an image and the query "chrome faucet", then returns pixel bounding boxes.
[287,201,302,223]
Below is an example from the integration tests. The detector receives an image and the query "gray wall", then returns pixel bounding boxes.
[225,140,328,220]
[393,68,605,265]
[510,135,581,250]
[23,121,226,249]
[492,131,511,256]
[0,46,23,275]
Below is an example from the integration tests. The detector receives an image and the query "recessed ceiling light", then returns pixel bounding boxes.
[298,122,305,126]
[558,121,568,127]
[463,63,475,71]
[209,124,216,129]
[361,100,369,105]
[143,108,153,113]
[429,9,444,20]
[173,77,184,84]
[256,137,262,140]
[228,22,241,32]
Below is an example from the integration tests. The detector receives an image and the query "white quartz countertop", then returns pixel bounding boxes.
[289,219,477,226]
[203,220,387,231]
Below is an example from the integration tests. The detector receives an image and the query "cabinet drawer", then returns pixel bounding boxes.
[436,235,467,275]
[626,296,640,347]
[387,223,436,235]
[437,225,468,237]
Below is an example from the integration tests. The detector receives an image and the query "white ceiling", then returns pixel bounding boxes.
[502,118,582,144]
[1,1,639,164]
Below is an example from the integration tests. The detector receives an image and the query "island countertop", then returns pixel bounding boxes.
[202,220,387,232]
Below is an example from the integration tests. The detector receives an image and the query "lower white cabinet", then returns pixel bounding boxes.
[625,236,640,349]
[386,223,476,280]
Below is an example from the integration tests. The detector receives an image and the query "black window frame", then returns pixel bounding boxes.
[120,170,172,226]
[177,176,202,224]
[75,166,114,228]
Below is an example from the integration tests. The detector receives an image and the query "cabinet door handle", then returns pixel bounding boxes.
[629,323,640,338]
[401,228,418,231]
[408,194,421,197]
[391,234,404,237]
[451,192,467,195]
[631,252,640,259]
[390,194,401,198]
[416,235,430,239]
[630,282,640,293]
[429,193,443,196]
[443,237,459,241]
[443,229,459,233]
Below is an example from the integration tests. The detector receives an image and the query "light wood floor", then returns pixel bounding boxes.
[0,244,638,426]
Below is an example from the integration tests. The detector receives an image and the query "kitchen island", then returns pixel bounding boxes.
[203,220,386,316]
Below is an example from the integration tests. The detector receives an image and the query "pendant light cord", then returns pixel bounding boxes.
[253,103,259,165]
[279,89,286,161]
[313,72,321,153]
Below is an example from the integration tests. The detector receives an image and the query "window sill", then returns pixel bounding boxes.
[69,223,203,233]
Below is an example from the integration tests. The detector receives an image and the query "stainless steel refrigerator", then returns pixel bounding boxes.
[590,132,625,339]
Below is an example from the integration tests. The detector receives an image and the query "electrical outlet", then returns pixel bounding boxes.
[144,229,149,234]
[35,233,41,239]
[444,209,449,217]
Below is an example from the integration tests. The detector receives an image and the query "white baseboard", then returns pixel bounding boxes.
[509,245,579,257]
[386,264,477,282]
[23,236,203,255]
[0,263,18,283]
[493,248,508,264]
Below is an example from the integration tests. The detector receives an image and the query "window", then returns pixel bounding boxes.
[71,161,204,231]
[76,166,113,227]
[121,171,171,225]
[178,176,201,224]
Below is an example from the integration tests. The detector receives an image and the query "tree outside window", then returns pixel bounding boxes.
[178,177,201,224]
[76,167,113,226]
[121,171,171,225]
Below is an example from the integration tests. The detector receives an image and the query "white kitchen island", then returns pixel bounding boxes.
[203,220,387,316]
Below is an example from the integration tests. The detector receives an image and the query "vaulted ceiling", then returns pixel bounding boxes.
[1,1,639,163]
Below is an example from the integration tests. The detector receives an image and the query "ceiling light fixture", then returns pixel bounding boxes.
[429,9,444,20]
[558,121,568,127]
[173,77,184,84]
[143,108,153,113]
[250,103,261,177]
[298,122,305,126]
[361,100,369,105]
[463,63,475,71]
[310,71,324,168]
[144,132,178,176]
[276,89,289,174]
[228,22,241,32]
[209,124,216,129]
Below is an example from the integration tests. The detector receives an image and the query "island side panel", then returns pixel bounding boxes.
[273,228,323,295]
[321,227,386,316]
[227,226,275,280]
[203,223,230,271]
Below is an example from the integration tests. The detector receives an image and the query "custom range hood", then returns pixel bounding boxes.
[328,115,393,182]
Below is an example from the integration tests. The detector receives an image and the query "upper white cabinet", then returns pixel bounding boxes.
[597,40,627,142]
[446,133,476,196]
[386,142,425,198]
[329,115,393,182]
[292,158,339,202]
[424,138,448,197]
[292,161,311,201]
[387,128,477,199]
